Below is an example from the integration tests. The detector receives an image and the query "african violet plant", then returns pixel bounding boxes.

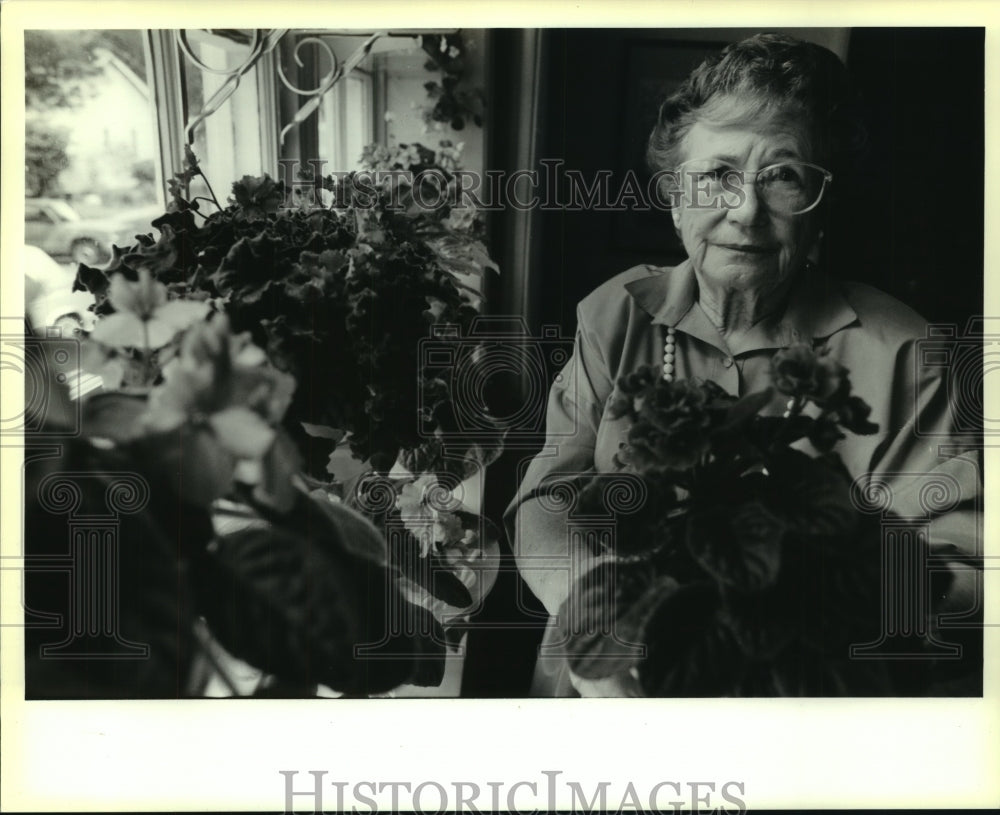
[25,313,446,698]
[558,344,950,696]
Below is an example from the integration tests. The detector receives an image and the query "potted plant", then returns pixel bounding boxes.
[25,308,446,698]
[556,345,953,696]
[63,143,503,695]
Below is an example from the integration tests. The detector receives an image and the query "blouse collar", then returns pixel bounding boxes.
[624,259,859,355]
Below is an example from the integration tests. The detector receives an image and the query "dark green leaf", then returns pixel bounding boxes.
[24,436,209,698]
[752,644,894,696]
[807,414,845,452]
[122,223,179,275]
[686,501,784,593]
[718,588,798,660]
[303,488,389,565]
[81,392,149,443]
[74,262,111,300]
[749,414,813,449]
[765,448,859,544]
[718,387,774,432]
[194,510,441,694]
[836,395,879,435]
[301,422,346,441]
[560,561,677,680]
[637,582,739,696]
[130,426,236,508]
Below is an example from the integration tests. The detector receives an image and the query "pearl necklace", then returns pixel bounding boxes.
[662,326,795,415]
[662,326,676,381]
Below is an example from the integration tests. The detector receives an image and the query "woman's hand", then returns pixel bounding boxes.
[568,667,643,698]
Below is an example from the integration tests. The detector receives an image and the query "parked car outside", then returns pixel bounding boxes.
[25,197,163,266]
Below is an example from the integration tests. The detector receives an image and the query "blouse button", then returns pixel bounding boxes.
[723,357,734,368]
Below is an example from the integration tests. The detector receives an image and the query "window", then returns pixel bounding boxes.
[157,30,470,183]
[24,30,160,213]
[318,69,373,171]
[179,29,273,205]
[27,29,484,224]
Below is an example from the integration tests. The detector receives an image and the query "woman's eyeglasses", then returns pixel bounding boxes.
[675,160,833,215]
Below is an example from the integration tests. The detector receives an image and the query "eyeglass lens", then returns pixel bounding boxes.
[680,162,828,214]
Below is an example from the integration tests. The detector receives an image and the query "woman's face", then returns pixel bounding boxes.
[671,99,821,298]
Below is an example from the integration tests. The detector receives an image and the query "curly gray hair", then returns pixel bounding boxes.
[647,33,866,190]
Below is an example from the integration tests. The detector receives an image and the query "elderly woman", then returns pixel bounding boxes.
[505,33,981,696]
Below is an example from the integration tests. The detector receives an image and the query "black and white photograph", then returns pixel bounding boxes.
[2,1,997,812]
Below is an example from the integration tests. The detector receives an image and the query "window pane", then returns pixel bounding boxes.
[24,29,160,342]
[181,30,266,209]
[311,35,375,172]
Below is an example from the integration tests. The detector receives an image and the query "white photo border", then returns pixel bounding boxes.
[2,1,997,811]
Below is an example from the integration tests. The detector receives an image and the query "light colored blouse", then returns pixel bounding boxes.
[505,260,981,695]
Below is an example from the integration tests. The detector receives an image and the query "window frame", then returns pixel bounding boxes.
[144,29,281,207]
[143,29,456,203]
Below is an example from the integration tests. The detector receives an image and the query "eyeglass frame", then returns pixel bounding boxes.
[673,159,834,215]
